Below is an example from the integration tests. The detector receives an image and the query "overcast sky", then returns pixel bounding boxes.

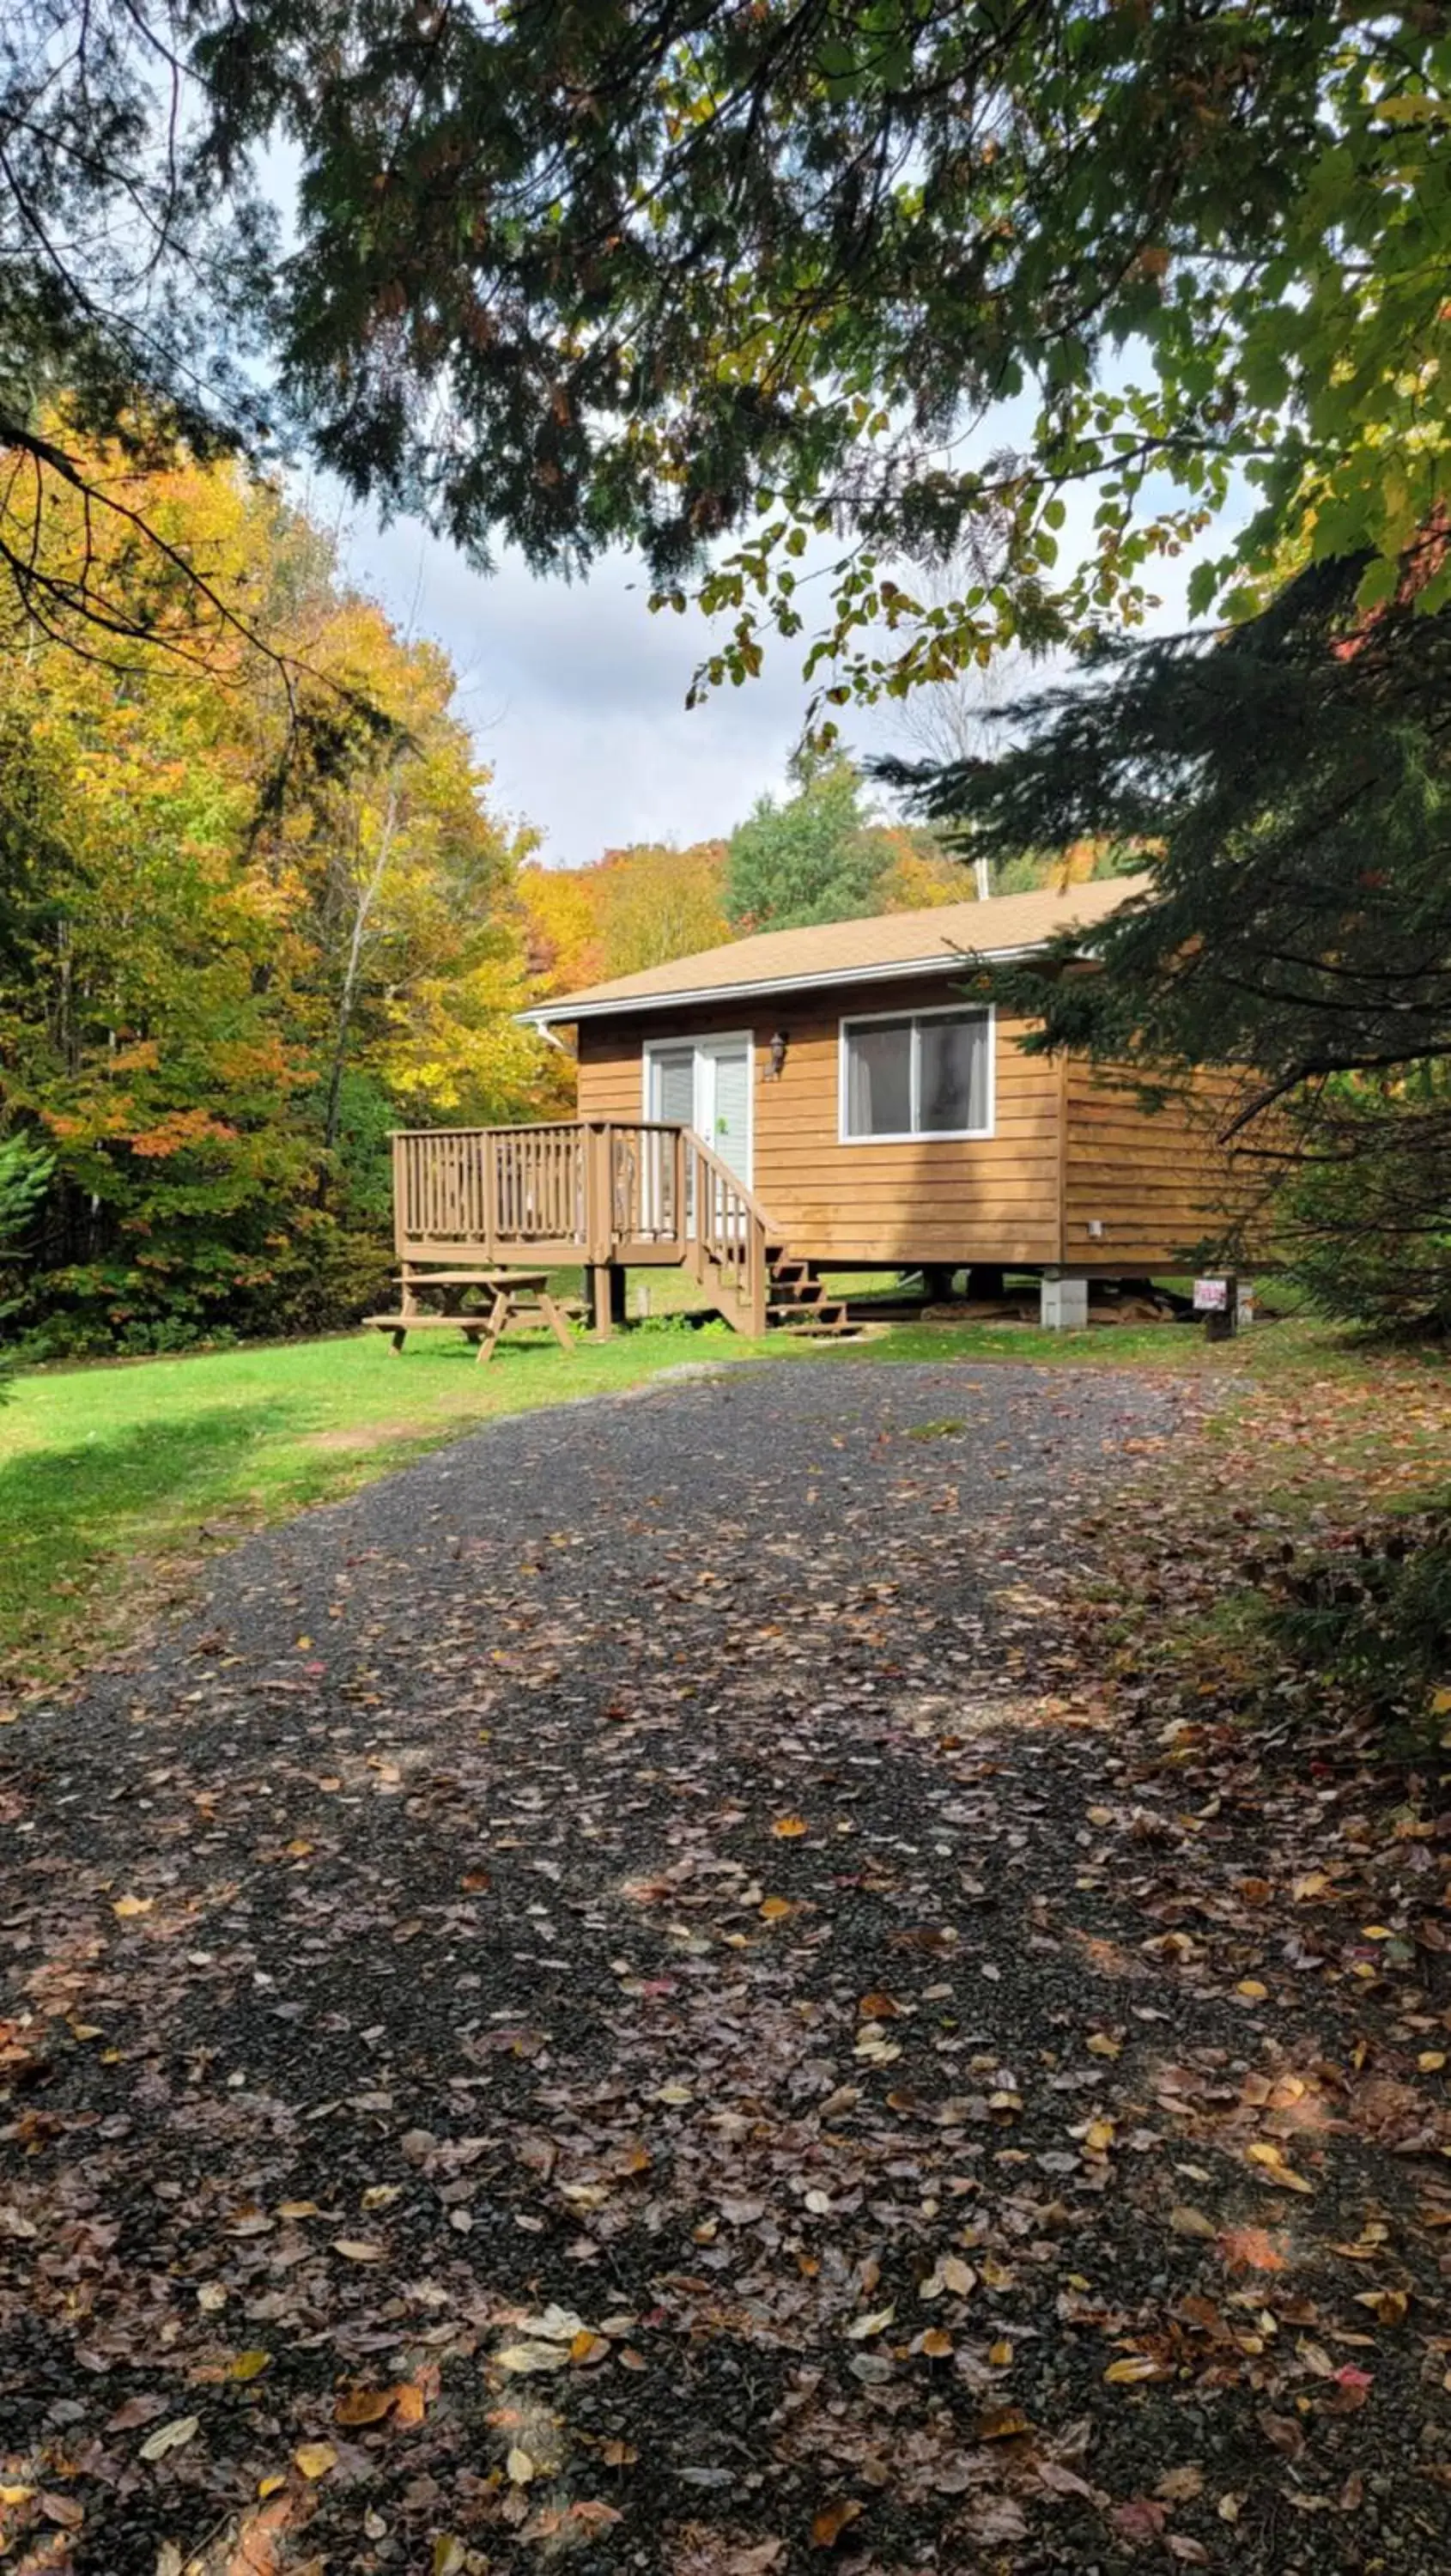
[317,426,1219,873]
[325,500,895,867]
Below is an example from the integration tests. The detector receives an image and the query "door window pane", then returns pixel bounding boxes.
[710,1048,750,1176]
[651,1048,695,1126]
[918,1012,988,1132]
[845,1019,913,1136]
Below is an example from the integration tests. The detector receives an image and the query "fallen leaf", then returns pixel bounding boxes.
[292,2443,337,2482]
[1354,2287,1409,2325]
[1105,2356,1167,2385]
[496,2340,572,2374]
[1157,2465,1205,2503]
[38,2493,83,2530]
[810,2499,863,2548]
[331,2237,386,2262]
[1217,2224,1288,2273]
[507,2447,537,2485]
[976,2498,1029,2543]
[979,2405,1031,2439]
[1257,2412,1305,2459]
[1169,2205,1217,2240]
[846,2306,895,2340]
[1037,2460,1096,2500]
[112,1894,154,1919]
[1244,2142,1314,2193]
[1108,2498,1167,2544]
[139,2415,199,2462]
[335,2387,395,2426]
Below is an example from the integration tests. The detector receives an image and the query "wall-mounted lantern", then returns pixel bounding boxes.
[766,1029,790,1080]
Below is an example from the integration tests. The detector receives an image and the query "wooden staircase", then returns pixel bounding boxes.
[681,1130,853,1338]
[764,1248,851,1338]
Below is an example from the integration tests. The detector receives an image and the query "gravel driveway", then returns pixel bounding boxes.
[3,1358,1445,2576]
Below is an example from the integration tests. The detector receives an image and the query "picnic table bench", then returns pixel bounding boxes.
[366,1263,574,1364]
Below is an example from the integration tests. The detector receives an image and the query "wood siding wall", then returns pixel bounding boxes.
[1063,1060,1247,1273]
[575,980,1064,1266]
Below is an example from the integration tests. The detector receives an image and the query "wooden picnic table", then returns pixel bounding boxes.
[366,1263,574,1364]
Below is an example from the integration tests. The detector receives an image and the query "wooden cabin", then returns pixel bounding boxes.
[390,877,1247,1336]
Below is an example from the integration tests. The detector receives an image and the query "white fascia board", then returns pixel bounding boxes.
[518,939,1048,1030]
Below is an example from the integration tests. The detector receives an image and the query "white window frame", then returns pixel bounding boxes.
[642,1030,755,1185]
[837,1002,995,1145]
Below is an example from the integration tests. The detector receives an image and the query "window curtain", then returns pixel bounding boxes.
[846,1020,913,1135]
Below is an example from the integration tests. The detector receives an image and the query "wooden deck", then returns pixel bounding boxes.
[391,1120,853,1339]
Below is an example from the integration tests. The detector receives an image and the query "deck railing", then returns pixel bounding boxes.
[393,1119,689,1266]
[392,1118,773,1332]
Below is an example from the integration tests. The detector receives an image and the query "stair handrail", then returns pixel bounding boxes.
[683,1127,773,1334]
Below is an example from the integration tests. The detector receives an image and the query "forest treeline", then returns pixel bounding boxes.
[0,447,1017,1359]
[0,445,563,1357]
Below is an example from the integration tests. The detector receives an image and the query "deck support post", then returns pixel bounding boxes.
[586,1261,625,1339]
[1040,1272,1089,1331]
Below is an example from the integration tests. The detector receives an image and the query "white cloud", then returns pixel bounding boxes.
[327,501,826,866]
[322,423,1239,869]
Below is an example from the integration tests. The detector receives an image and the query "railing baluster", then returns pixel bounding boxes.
[390,1118,756,1279]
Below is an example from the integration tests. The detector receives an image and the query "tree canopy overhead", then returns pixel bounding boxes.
[4,3,1448,690]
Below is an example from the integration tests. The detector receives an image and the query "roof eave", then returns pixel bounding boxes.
[519,939,1053,1030]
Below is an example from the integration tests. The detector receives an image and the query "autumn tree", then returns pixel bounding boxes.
[0,446,548,1352]
[592,841,730,979]
[520,841,729,993]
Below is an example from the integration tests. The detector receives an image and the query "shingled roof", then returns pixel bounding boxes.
[526,873,1151,1024]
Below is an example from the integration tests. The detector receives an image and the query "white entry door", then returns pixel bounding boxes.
[645,1034,754,1205]
[696,1036,752,1187]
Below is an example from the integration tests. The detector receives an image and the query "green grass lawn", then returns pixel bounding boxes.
[0,1313,758,1696]
[2,1288,1439,1703]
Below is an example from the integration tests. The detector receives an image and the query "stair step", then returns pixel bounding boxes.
[771,1301,850,1333]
